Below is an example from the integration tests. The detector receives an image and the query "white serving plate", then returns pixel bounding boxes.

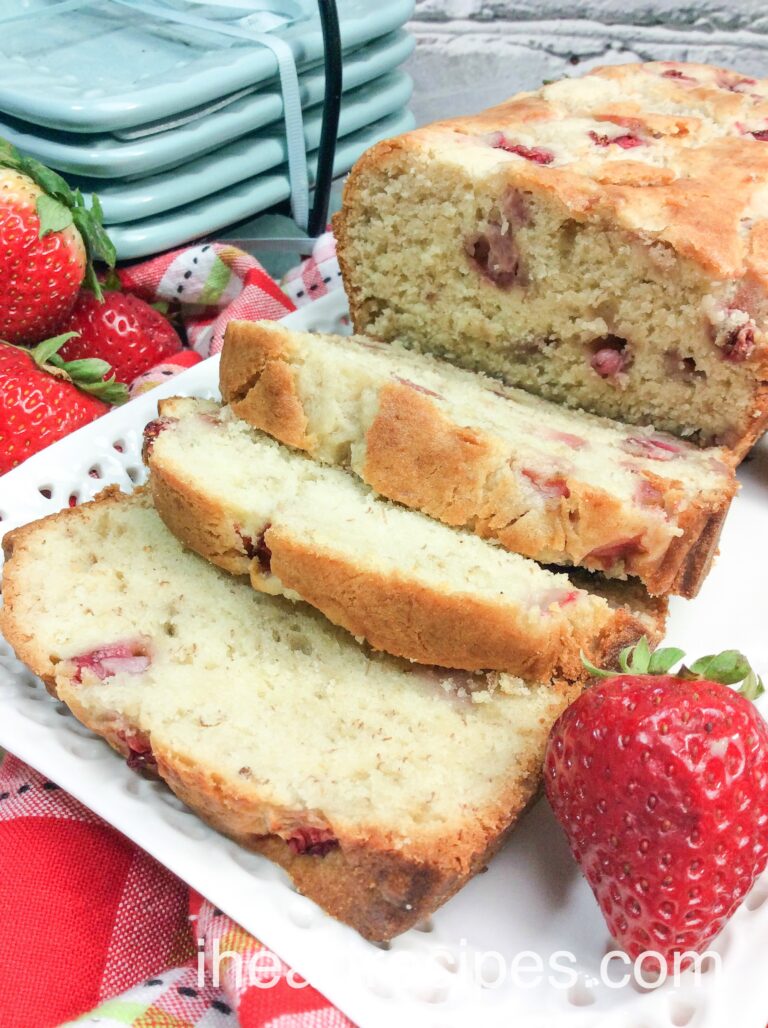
[0,290,766,1028]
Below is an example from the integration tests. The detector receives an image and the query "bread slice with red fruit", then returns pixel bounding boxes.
[1,486,586,941]
[545,639,768,969]
[143,396,667,681]
[219,321,737,598]
[334,62,768,459]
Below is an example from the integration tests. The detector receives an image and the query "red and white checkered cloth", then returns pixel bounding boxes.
[0,234,355,1028]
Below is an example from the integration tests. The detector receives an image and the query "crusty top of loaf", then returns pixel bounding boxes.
[367,61,768,282]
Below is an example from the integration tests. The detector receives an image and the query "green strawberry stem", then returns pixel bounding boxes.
[740,670,764,701]
[25,332,128,405]
[101,268,122,292]
[582,638,765,699]
[0,140,116,300]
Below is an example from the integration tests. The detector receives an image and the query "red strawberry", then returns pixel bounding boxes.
[588,130,644,149]
[492,138,555,164]
[115,727,158,777]
[286,826,338,857]
[0,332,127,474]
[0,140,115,344]
[71,641,151,684]
[58,290,182,385]
[545,640,768,970]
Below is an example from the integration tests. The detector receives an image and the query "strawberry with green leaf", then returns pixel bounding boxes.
[0,140,115,345]
[545,639,768,969]
[0,333,127,474]
[58,289,182,386]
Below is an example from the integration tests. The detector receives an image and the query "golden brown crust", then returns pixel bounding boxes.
[339,66,768,289]
[364,388,735,596]
[657,504,729,598]
[734,383,768,460]
[271,516,666,671]
[51,692,568,941]
[364,380,496,523]
[53,674,577,941]
[149,460,250,577]
[221,321,310,450]
[154,744,551,941]
[266,525,591,679]
[218,323,736,597]
[593,607,662,671]
[49,671,574,941]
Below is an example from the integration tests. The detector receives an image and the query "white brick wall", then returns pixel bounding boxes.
[404,0,768,124]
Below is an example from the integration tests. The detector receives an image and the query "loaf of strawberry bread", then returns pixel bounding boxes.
[334,61,768,458]
[219,321,737,597]
[144,397,665,680]
[1,487,586,940]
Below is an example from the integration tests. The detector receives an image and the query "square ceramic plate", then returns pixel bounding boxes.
[0,290,766,1027]
[101,109,415,259]
[77,71,413,223]
[0,30,414,179]
[0,0,414,132]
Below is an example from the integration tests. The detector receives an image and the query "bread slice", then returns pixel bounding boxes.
[333,61,768,458]
[220,321,738,597]
[1,487,586,940]
[145,397,666,680]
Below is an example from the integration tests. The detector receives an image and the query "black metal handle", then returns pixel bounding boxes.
[308,0,342,237]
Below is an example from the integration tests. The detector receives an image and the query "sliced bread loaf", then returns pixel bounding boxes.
[1,487,582,940]
[145,397,666,680]
[219,321,737,597]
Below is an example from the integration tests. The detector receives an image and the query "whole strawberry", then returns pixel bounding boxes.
[0,140,115,344]
[545,640,768,969]
[0,333,127,474]
[58,290,181,385]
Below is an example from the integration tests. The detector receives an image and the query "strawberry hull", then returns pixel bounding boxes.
[0,342,108,475]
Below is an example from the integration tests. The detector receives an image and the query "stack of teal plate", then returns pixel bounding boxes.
[0,1,416,258]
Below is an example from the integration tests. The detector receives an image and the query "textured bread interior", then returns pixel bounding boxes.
[335,60,768,454]
[339,154,757,449]
[0,490,572,848]
[151,401,617,625]
[219,322,735,596]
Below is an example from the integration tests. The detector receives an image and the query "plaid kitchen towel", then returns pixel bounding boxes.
[0,234,353,1028]
[117,242,296,358]
[0,755,353,1028]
